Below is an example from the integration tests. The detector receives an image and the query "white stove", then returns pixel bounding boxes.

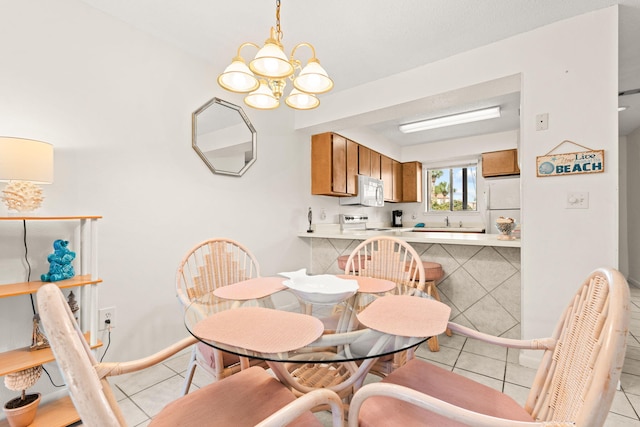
[339,214,393,232]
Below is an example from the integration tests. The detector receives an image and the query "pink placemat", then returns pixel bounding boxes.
[337,275,396,293]
[193,306,324,353]
[213,277,287,300]
[357,295,451,337]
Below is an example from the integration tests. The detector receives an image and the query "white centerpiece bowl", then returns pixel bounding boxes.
[281,273,359,305]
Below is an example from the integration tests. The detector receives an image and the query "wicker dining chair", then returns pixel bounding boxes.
[175,237,265,395]
[36,283,345,427]
[348,267,630,427]
[343,236,427,376]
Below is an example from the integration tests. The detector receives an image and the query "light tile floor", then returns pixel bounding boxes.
[107,286,640,426]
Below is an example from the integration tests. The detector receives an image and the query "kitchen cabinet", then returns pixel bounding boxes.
[380,156,403,202]
[381,155,393,201]
[370,151,381,180]
[482,149,520,177]
[358,145,371,177]
[0,216,102,427]
[311,133,358,196]
[392,160,403,202]
[311,133,422,203]
[402,161,423,202]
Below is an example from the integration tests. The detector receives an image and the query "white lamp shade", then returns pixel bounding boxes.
[293,60,333,94]
[244,80,279,110]
[285,89,320,110]
[217,60,260,93]
[0,137,53,183]
[249,42,294,79]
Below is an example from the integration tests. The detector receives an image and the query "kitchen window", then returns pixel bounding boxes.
[426,164,477,212]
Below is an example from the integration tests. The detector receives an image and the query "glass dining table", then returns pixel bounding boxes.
[183,275,451,397]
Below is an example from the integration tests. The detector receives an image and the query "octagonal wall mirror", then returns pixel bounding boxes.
[192,97,257,177]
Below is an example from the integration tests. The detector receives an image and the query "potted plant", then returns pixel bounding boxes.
[3,365,42,427]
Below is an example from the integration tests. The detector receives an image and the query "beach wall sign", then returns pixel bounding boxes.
[536,140,604,177]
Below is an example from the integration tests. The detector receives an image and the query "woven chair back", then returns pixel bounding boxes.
[38,284,124,426]
[525,268,629,426]
[344,236,425,294]
[175,238,260,306]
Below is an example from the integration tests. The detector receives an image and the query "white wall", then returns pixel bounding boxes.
[620,134,629,280]
[626,128,640,286]
[296,7,619,366]
[0,0,314,406]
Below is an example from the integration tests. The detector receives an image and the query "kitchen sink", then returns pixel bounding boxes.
[412,227,485,233]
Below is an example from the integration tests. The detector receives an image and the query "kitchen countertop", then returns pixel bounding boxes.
[298,226,520,248]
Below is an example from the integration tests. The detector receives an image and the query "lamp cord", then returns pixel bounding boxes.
[22,220,64,388]
[100,326,112,362]
[22,220,36,314]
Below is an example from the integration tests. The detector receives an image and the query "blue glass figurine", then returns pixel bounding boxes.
[41,239,76,282]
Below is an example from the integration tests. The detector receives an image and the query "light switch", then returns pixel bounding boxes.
[566,191,588,209]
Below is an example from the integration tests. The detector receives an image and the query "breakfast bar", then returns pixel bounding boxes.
[298,228,522,339]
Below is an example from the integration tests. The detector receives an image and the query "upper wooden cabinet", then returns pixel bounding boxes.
[370,150,381,180]
[380,155,393,201]
[392,160,403,202]
[311,132,358,196]
[402,161,422,203]
[311,132,422,203]
[357,144,382,179]
[358,145,371,177]
[482,149,520,177]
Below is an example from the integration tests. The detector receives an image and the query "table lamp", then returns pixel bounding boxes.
[0,137,54,213]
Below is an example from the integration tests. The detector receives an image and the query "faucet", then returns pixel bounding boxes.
[444,216,449,227]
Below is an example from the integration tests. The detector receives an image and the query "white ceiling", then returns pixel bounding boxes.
[79,0,640,143]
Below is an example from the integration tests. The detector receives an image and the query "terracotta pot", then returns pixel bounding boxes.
[3,393,41,427]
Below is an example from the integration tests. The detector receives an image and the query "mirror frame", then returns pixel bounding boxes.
[192,97,257,177]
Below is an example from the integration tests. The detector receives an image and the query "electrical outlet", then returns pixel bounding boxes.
[99,307,116,331]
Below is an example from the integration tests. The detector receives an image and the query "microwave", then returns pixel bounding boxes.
[339,175,385,207]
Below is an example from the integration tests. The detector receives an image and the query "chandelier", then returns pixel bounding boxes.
[217,0,333,110]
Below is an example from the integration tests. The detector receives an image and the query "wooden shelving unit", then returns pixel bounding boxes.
[0,333,102,377]
[0,275,102,299]
[0,395,79,427]
[0,216,102,427]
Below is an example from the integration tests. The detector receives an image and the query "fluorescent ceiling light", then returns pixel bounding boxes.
[618,106,629,112]
[399,106,501,133]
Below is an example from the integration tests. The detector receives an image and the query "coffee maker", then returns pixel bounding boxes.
[392,210,403,227]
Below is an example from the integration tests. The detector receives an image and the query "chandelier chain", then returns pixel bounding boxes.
[275,0,283,43]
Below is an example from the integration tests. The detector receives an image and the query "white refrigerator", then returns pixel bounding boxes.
[484,177,521,234]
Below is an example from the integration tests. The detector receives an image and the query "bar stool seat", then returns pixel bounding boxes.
[337,255,350,271]
[422,261,443,283]
[416,261,451,352]
[337,254,371,272]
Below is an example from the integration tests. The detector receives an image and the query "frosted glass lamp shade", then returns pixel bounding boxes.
[217,60,260,93]
[249,42,294,79]
[293,60,333,94]
[245,80,279,110]
[285,89,319,110]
